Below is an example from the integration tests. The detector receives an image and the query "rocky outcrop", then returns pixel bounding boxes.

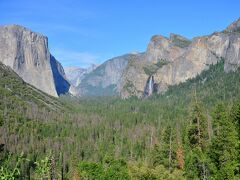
[225,18,240,33]
[0,25,70,97]
[144,35,187,62]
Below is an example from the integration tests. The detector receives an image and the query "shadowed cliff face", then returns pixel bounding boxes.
[50,55,70,96]
[0,25,69,97]
[144,75,156,97]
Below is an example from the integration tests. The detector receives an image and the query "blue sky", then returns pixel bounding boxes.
[0,0,239,68]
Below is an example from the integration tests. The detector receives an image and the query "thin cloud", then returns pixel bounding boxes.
[52,48,99,68]
[0,0,96,20]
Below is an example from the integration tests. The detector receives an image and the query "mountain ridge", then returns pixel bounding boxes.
[64,64,98,87]
[1,19,240,98]
[67,18,240,98]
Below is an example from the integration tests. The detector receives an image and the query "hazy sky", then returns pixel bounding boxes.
[0,0,239,68]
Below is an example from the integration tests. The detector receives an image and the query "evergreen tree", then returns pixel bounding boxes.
[188,101,209,149]
[185,148,212,180]
[185,101,212,179]
[231,100,240,175]
[77,156,130,180]
[231,101,240,137]
[210,104,238,179]
[151,126,177,171]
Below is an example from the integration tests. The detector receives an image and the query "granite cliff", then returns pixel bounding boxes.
[5,19,239,98]
[119,18,240,98]
[0,25,70,97]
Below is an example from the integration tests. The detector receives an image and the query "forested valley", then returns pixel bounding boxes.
[0,60,240,179]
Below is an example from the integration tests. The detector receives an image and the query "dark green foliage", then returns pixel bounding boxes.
[231,100,240,137]
[1,60,240,179]
[78,157,130,180]
[185,101,213,179]
[103,157,130,180]
[151,126,177,171]
[184,148,213,179]
[78,161,104,179]
[188,102,208,149]
[210,104,238,179]
[231,101,240,176]
[171,36,191,48]
[143,59,169,75]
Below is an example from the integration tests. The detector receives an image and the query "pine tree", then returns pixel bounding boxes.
[188,102,209,149]
[151,126,177,171]
[231,101,240,137]
[210,103,238,179]
[185,101,212,179]
[231,101,240,177]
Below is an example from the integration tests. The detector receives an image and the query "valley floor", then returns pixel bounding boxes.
[0,61,240,179]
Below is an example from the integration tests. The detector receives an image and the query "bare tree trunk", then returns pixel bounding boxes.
[130,142,133,159]
[168,128,172,172]
[207,112,213,141]
[197,115,201,146]
[150,127,154,150]
[176,123,184,169]
[201,162,207,180]
[3,95,8,149]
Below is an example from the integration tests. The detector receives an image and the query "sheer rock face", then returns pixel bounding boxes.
[71,19,240,98]
[119,19,240,98]
[224,34,240,72]
[0,25,70,97]
[7,19,236,98]
[50,55,70,95]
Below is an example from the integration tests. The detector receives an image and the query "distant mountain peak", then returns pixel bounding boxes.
[64,64,98,87]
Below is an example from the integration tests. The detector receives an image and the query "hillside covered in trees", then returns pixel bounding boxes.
[0,60,240,179]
